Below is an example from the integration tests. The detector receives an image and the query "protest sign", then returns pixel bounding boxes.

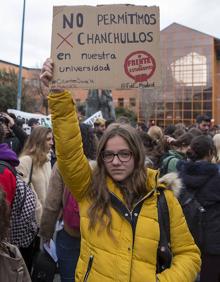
[83,111,103,127]
[51,5,160,90]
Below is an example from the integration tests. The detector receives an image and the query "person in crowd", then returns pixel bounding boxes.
[188,127,203,138]
[196,115,211,135]
[115,115,131,124]
[0,186,31,282]
[163,124,176,138]
[17,126,53,271]
[138,131,164,169]
[27,118,40,132]
[40,123,96,282]
[136,121,148,132]
[40,163,81,282]
[0,123,19,206]
[212,133,220,171]
[0,112,28,155]
[105,119,115,129]
[147,125,164,144]
[39,58,201,282]
[93,117,106,140]
[18,126,53,220]
[177,135,220,282]
[175,122,187,132]
[172,128,186,139]
[160,132,194,175]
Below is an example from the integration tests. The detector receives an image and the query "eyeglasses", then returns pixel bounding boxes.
[102,150,132,163]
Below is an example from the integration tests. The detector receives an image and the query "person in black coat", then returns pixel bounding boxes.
[0,113,27,155]
[177,135,220,282]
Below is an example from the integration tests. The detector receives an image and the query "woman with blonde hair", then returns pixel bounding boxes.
[18,126,53,211]
[18,126,53,271]
[40,58,201,282]
[147,125,163,143]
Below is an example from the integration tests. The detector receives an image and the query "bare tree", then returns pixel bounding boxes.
[138,87,162,124]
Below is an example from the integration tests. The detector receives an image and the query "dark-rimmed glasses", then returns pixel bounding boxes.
[101,150,132,163]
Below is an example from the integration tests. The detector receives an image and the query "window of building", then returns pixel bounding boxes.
[170,52,207,86]
[118,98,124,107]
[129,97,136,107]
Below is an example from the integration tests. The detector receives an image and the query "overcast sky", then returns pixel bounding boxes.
[1,0,219,68]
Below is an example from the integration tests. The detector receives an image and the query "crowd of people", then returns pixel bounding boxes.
[0,58,220,282]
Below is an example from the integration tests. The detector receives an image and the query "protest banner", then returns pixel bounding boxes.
[83,110,103,127]
[51,4,160,90]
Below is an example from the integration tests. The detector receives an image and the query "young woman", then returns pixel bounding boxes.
[18,126,53,220]
[17,126,53,271]
[40,58,200,282]
[178,135,220,282]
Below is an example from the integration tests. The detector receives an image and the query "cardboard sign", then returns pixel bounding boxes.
[51,5,160,90]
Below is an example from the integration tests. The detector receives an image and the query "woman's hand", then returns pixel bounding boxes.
[40,58,65,93]
[40,58,54,87]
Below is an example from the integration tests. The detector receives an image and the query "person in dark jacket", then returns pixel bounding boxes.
[0,112,27,155]
[178,135,220,282]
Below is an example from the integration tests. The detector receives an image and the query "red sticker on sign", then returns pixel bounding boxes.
[124,51,156,83]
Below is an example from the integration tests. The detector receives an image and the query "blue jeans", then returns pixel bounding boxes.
[56,229,80,282]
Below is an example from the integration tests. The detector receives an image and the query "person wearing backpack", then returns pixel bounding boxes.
[17,126,53,273]
[159,133,193,176]
[177,135,220,282]
[0,185,31,282]
[0,123,39,274]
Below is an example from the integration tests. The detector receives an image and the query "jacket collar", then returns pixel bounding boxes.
[106,168,159,203]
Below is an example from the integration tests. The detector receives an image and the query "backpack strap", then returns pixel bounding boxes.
[27,160,33,186]
[158,189,170,244]
[156,188,172,273]
[160,155,176,176]
[0,160,17,176]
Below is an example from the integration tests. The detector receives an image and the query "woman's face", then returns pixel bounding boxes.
[45,132,53,153]
[102,135,135,182]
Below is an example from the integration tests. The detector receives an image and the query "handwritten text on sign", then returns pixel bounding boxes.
[51,5,160,89]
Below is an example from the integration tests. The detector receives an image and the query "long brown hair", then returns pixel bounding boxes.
[88,123,147,233]
[20,126,52,167]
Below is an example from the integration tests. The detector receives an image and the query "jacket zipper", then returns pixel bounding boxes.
[111,189,155,220]
[83,255,94,282]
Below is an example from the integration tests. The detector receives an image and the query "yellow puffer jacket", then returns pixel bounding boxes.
[49,91,201,282]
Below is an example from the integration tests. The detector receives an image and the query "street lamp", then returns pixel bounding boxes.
[17,0,26,110]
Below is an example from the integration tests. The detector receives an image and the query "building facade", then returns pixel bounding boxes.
[1,22,220,125]
[154,23,220,127]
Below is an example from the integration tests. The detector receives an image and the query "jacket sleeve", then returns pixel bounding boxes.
[40,162,63,240]
[48,91,92,202]
[157,190,201,282]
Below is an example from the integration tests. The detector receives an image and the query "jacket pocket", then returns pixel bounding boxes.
[83,255,94,282]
